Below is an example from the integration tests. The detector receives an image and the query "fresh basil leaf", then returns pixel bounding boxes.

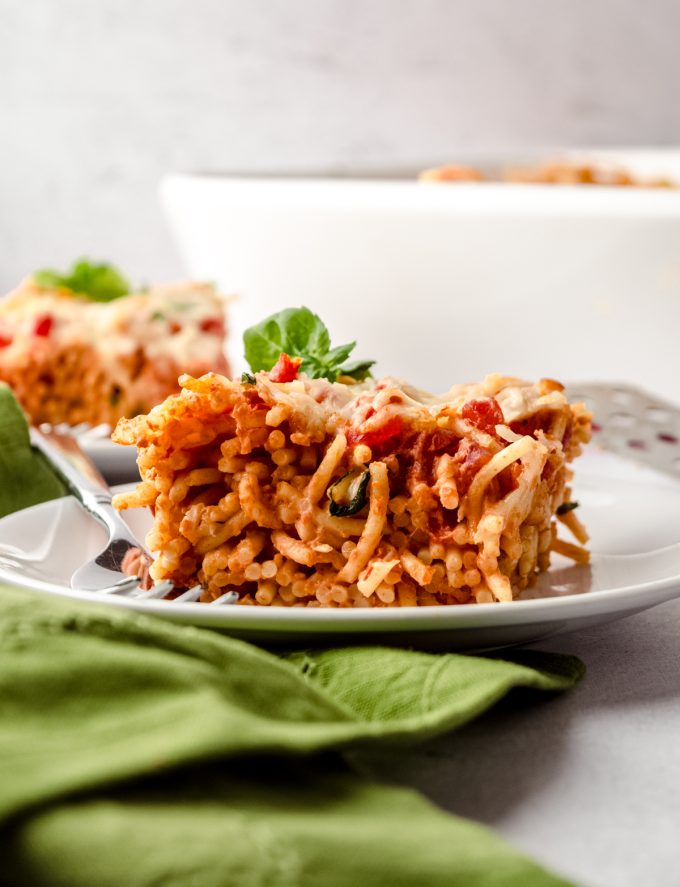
[325,342,356,367]
[244,314,291,372]
[32,270,64,289]
[286,308,330,357]
[299,355,328,380]
[243,326,281,372]
[244,308,328,372]
[33,259,130,303]
[241,372,256,384]
[243,307,375,383]
[337,359,376,382]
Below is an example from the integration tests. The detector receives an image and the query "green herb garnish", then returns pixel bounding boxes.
[33,259,130,303]
[241,372,256,385]
[243,307,375,383]
[557,501,579,515]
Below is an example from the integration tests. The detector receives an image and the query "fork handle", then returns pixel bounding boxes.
[30,427,123,533]
[30,427,142,545]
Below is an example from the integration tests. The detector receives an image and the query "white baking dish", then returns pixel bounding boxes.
[161,150,680,402]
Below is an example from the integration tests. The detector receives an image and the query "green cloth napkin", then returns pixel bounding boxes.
[0,586,583,887]
[0,383,65,517]
[0,386,584,887]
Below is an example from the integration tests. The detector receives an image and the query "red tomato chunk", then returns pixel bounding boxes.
[0,333,12,348]
[200,317,225,335]
[348,416,404,450]
[268,352,302,383]
[454,440,493,495]
[33,315,53,337]
[462,397,504,435]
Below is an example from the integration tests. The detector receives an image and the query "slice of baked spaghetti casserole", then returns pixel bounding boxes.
[0,261,230,426]
[113,319,591,607]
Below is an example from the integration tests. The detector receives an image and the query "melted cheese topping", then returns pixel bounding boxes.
[255,371,570,436]
[0,280,228,379]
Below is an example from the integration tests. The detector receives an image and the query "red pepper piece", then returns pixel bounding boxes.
[200,317,225,335]
[268,352,302,383]
[348,416,403,449]
[454,440,494,496]
[33,315,53,337]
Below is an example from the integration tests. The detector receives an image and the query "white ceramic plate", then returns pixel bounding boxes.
[1,447,680,649]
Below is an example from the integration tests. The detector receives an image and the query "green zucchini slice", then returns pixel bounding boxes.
[328,467,370,517]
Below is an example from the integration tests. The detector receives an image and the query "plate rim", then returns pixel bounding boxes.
[1,492,680,631]
[0,472,680,634]
[1,567,680,627]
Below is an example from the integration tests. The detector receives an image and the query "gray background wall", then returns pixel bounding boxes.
[1,0,679,291]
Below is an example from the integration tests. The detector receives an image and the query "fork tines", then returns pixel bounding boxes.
[123,582,238,606]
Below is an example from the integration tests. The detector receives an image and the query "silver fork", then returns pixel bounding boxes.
[31,427,238,606]
[30,426,171,596]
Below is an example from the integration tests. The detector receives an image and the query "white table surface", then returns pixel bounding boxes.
[357,598,680,887]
